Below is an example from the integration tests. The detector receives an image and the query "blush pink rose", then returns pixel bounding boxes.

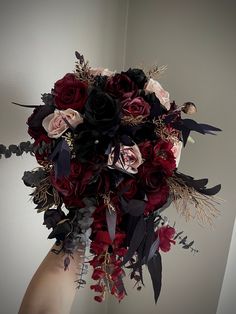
[171,140,182,168]
[145,78,171,110]
[108,144,143,174]
[89,67,115,77]
[42,108,83,138]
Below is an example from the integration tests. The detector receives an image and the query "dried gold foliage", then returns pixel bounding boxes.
[153,118,180,144]
[74,56,94,84]
[145,65,168,80]
[31,175,61,213]
[121,115,145,126]
[167,176,221,226]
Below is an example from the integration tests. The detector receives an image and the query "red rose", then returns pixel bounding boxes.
[152,141,176,176]
[105,73,137,98]
[145,183,169,214]
[138,141,153,160]
[121,96,150,117]
[156,226,176,252]
[139,162,164,191]
[138,162,170,213]
[54,73,88,111]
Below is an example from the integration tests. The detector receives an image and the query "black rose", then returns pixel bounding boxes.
[74,126,110,162]
[84,89,121,135]
[124,68,147,89]
[48,220,72,241]
[105,73,137,98]
[27,105,54,140]
[140,91,168,118]
[43,208,66,229]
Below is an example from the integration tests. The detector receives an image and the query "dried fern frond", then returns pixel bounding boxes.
[74,52,94,84]
[121,115,145,126]
[31,175,61,212]
[153,118,180,144]
[167,176,221,226]
[145,65,168,80]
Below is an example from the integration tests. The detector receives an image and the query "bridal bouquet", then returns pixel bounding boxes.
[0,52,221,303]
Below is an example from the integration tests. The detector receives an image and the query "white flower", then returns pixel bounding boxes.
[145,78,171,110]
[42,108,83,138]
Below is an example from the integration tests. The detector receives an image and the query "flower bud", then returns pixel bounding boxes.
[182,102,197,114]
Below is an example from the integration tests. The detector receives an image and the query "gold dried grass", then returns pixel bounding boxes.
[145,64,168,80]
[168,175,221,226]
[74,56,94,84]
[153,118,180,144]
[121,115,145,126]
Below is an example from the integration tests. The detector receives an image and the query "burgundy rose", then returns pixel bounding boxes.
[156,226,176,252]
[69,160,83,178]
[105,73,137,98]
[152,141,176,176]
[27,105,54,140]
[54,73,88,111]
[138,163,170,213]
[138,141,153,160]
[121,96,150,118]
[145,183,170,214]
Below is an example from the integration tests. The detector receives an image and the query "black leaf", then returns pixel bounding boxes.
[106,208,117,242]
[49,139,71,178]
[199,184,221,196]
[147,252,162,303]
[182,119,205,134]
[126,199,146,216]
[64,256,70,271]
[143,216,155,263]
[122,216,146,265]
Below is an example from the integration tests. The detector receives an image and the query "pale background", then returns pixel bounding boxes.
[0,0,235,314]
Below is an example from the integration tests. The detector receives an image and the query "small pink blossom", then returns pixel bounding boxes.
[171,140,182,168]
[42,108,83,138]
[108,144,143,174]
[145,78,171,110]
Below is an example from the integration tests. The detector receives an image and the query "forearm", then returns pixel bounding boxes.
[18,243,85,314]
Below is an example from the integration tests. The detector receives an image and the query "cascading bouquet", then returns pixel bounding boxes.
[0,52,221,303]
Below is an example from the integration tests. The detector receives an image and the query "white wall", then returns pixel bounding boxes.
[217,217,236,314]
[0,0,128,313]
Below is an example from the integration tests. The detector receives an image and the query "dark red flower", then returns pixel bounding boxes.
[156,226,176,252]
[138,141,153,161]
[152,140,176,176]
[105,73,137,98]
[95,231,126,247]
[54,73,88,111]
[121,96,150,117]
[117,178,138,200]
[90,284,104,293]
[94,295,104,303]
[50,173,75,197]
[33,134,52,163]
[27,105,54,140]
[91,268,106,280]
[138,162,170,213]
